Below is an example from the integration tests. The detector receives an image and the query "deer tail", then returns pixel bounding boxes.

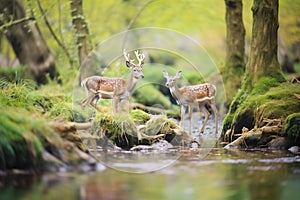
[81,77,89,88]
[81,77,90,96]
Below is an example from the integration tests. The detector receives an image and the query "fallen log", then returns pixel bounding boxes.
[131,102,178,116]
[50,121,92,135]
[261,125,282,135]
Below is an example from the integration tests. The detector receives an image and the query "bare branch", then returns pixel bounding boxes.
[126,0,153,30]
[0,17,34,31]
[37,0,74,68]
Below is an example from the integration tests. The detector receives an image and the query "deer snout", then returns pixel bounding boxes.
[165,83,169,87]
[141,74,144,79]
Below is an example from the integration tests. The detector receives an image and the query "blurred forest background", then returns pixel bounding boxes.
[1,0,299,74]
[0,0,299,120]
[0,0,300,120]
[1,0,300,170]
[0,0,300,125]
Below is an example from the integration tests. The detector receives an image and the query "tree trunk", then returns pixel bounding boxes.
[70,0,92,65]
[244,0,284,90]
[224,0,246,105]
[222,0,285,139]
[0,0,60,84]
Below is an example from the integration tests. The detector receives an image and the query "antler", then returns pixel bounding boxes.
[123,49,135,63]
[134,50,145,66]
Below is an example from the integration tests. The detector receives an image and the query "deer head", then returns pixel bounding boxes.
[163,70,182,87]
[123,49,145,79]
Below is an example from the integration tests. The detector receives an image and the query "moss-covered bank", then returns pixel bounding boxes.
[0,79,94,171]
[222,78,300,148]
[0,107,93,171]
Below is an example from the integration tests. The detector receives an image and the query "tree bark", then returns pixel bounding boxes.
[244,0,284,89]
[225,0,245,71]
[0,0,60,84]
[70,0,92,65]
[224,0,246,105]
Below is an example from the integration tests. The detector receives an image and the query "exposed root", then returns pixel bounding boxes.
[294,93,300,100]
[224,118,284,149]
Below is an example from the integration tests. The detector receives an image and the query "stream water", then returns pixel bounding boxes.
[1,147,300,200]
[1,119,300,200]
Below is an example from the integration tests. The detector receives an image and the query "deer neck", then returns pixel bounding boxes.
[169,84,182,104]
[125,72,138,93]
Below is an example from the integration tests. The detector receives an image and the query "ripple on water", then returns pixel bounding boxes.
[258,156,300,164]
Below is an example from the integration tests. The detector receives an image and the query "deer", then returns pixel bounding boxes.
[162,70,218,136]
[81,49,145,113]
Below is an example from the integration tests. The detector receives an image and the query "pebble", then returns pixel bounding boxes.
[288,146,299,154]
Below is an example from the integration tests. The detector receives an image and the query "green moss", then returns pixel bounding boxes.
[0,107,63,170]
[48,102,74,120]
[223,81,300,136]
[145,115,177,136]
[222,113,234,132]
[92,113,120,138]
[247,82,300,119]
[284,113,300,138]
[251,77,281,95]
[0,78,89,122]
[130,109,151,124]
[0,79,35,109]
[91,113,139,149]
[0,66,25,83]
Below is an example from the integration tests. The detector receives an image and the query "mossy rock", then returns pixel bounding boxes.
[130,109,151,125]
[145,115,177,136]
[91,113,139,149]
[143,115,190,145]
[284,113,300,138]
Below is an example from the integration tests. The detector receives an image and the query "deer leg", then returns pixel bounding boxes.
[179,105,186,127]
[210,103,218,136]
[187,103,193,134]
[81,91,95,108]
[90,95,102,112]
[199,104,210,134]
[113,96,121,113]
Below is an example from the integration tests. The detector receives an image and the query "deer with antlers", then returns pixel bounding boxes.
[163,70,218,135]
[81,49,145,113]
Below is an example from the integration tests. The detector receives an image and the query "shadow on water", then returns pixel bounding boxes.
[1,147,300,200]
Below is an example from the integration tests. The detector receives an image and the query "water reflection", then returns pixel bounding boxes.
[1,149,300,200]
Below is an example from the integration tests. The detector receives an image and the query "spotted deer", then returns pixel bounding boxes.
[81,49,145,113]
[163,70,218,135]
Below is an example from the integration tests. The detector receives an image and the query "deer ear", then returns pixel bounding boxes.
[162,70,168,78]
[176,71,182,78]
[126,61,131,68]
